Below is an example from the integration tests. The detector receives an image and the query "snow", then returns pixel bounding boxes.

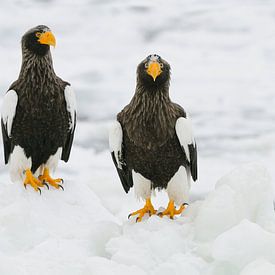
[0,157,274,274]
[0,0,275,274]
[212,220,275,269]
[194,163,274,242]
[240,259,275,275]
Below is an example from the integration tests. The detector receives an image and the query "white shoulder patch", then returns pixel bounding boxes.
[109,121,123,169]
[1,90,18,136]
[175,116,195,162]
[64,85,77,130]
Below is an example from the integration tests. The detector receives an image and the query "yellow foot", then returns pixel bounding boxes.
[24,169,44,194]
[128,198,157,222]
[158,200,188,219]
[38,168,64,190]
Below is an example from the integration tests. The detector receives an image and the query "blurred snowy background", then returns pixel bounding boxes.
[0,0,275,274]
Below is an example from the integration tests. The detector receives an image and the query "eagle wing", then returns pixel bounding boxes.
[1,90,18,164]
[61,85,76,162]
[175,116,198,181]
[109,121,133,193]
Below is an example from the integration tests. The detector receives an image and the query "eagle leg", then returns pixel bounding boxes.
[24,169,44,193]
[158,200,188,219]
[39,168,64,190]
[128,198,156,222]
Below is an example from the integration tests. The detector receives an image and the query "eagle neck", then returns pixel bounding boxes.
[19,50,57,85]
[122,82,177,148]
[131,82,172,119]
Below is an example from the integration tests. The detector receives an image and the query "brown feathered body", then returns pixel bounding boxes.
[1,26,75,174]
[117,81,188,189]
[9,52,70,172]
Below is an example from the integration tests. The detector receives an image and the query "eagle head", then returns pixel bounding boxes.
[22,25,56,56]
[137,54,170,87]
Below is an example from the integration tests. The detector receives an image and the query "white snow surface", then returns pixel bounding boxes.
[0,0,275,274]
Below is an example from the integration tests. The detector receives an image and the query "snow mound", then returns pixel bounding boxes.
[0,151,274,275]
[103,163,275,274]
[240,259,275,275]
[106,215,207,274]
[194,163,274,242]
[84,256,146,275]
[213,220,275,269]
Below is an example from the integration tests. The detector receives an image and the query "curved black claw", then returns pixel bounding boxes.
[128,214,132,220]
[58,184,64,191]
[136,217,140,223]
[60,178,64,184]
[157,212,163,217]
[182,203,189,207]
[24,184,27,190]
[38,188,41,195]
[43,181,49,190]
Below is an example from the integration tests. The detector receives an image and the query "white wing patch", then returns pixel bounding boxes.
[175,116,195,163]
[1,90,18,136]
[64,85,77,130]
[109,121,123,169]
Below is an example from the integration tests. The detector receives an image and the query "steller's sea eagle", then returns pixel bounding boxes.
[1,25,76,193]
[109,54,197,221]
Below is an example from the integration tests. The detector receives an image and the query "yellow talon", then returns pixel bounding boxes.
[24,169,43,193]
[39,167,63,190]
[128,198,156,222]
[158,200,188,219]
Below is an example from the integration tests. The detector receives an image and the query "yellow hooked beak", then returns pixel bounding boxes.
[38,31,56,47]
[147,62,162,81]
